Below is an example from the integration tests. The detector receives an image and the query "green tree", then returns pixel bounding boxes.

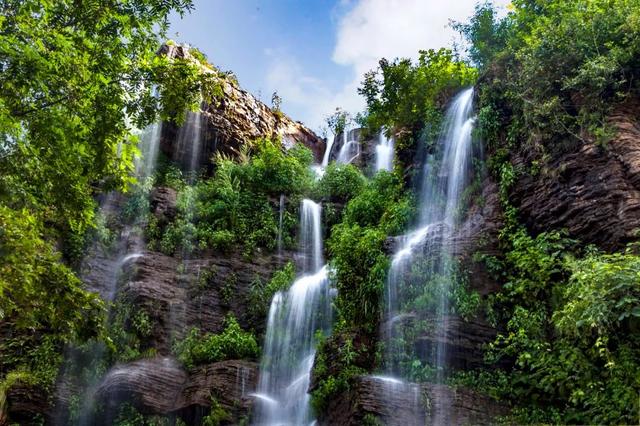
[0,0,204,238]
[0,0,202,395]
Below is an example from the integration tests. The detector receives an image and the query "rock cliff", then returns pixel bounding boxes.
[158,44,325,171]
[511,101,640,251]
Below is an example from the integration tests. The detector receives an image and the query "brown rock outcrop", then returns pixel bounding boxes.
[119,248,293,353]
[94,357,258,425]
[150,187,178,225]
[511,102,640,250]
[1,382,49,426]
[158,44,325,169]
[175,360,257,422]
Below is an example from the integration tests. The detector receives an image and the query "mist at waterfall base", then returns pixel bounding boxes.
[377,88,478,421]
[252,200,332,426]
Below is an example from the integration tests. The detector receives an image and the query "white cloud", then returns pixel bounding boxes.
[265,0,511,132]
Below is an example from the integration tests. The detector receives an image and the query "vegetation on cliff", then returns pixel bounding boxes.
[460,0,640,423]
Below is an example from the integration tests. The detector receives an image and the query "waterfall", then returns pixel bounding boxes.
[58,122,164,426]
[374,129,394,172]
[135,122,163,181]
[381,88,476,420]
[336,127,360,165]
[321,133,335,167]
[175,111,205,179]
[299,199,323,274]
[252,200,332,426]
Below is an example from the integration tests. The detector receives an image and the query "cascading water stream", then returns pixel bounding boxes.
[168,110,205,340]
[335,126,360,165]
[380,87,477,420]
[252,199,332,426]
[375,129,394,172]
[174,111,205,181]
[57,121,164,426]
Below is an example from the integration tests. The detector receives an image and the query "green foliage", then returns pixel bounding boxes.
[313,163,366,203]
[108,299,155,364]
[556,249,640,335]
[150,54,223,124]
[310,334,369,415]
[468,0,640,157]
[452,1,510,68]
[324,108,351,136]
[112,403,176,426]
[202,398,232,426]
[0,0,196,238]
[173,315,259,370]
[329,224,388,330]
[359,48,477,151]
[362,414,385,426]
[154,159,187,190]
[484,219,640,422]
[342,171,414,235]
[401,257,481,322]
[151,139,314,256]
[247,262,296,320]
[0,207,103,390]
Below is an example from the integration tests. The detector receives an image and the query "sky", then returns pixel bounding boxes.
[169,0,510,134]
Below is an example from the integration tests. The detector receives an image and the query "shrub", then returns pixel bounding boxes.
[173,315,259,370]
[343,171,414,234]
[247,262,296,320]
[314,163,366,203]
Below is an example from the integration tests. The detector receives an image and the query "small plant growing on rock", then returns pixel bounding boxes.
[172,315,259,369]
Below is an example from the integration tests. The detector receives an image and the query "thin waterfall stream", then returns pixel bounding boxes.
[252,199,332,426]
[379,87,477,421]
[375,129,394,172]
[60,121,164,426]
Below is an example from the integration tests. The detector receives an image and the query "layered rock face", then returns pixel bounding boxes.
[66,188,291,423]
[120,247,293,351]
[158,44,325,170]
[319,376,508,426]
[511,102,640,251]
[92,357,258,425]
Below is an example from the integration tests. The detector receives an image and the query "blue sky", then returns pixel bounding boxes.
[169,0,510,133]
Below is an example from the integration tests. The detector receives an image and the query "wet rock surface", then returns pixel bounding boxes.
[150,187,178,225]
[413,315,501,370]
[1,382,49,426]
[119,248,293,353]
[318,375,508,426]
[94,357,258,425]
[451,178,504,295]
